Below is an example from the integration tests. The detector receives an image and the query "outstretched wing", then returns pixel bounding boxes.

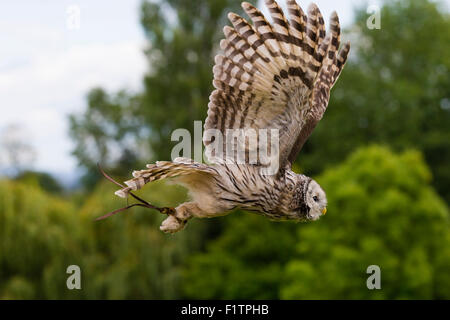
[203,0,350,168]
[114,157,218,198]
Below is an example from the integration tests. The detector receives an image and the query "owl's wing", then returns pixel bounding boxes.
[114,157,218,198]
[203,0,350,168]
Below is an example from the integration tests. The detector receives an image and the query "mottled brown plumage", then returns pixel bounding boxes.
[114,0,350,233]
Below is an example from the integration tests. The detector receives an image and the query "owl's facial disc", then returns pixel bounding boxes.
[305,180,327,221]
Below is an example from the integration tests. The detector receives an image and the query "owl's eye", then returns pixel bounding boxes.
[313,196,319,202]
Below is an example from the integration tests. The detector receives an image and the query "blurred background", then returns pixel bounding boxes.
[0,0,449,299]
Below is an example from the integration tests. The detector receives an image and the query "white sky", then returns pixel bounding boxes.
[0,0,145,180]
[0,0,448,183]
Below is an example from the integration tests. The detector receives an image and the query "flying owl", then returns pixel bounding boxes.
[112,0,350,233]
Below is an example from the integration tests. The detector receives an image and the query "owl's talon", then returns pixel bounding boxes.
[160,207,176,215]
[160,215,186,233]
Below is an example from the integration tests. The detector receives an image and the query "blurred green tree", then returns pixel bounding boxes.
[14,170,64,195]
[282,146,450,299]
[0,178,210,299]
[69,88,145,189]
[183,146,450,299]
[182,213,298,299]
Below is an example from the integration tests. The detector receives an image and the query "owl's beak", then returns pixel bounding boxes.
[322,207,327,215]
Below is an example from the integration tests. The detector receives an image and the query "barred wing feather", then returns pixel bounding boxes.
[203,0,350,167]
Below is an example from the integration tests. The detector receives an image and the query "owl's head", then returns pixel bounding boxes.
[303,179,327,221]
[286,176,327,221]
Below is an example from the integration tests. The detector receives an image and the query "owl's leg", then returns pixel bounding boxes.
[160,202,204,234]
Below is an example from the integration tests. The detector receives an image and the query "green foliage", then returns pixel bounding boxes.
[0,178,210,299]
[183,146,450,299]
[14,170,64,195]
[0,179,81,299]
[282,146,449,299]
[182,213,298,299]
[68,88,145,189]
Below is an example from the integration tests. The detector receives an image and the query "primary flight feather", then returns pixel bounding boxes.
[114,0,350,233]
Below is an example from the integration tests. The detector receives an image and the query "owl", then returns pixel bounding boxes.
[111,0,350,233]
